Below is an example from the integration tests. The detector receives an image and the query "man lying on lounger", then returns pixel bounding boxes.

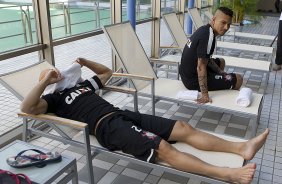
[21,58,268,184]
[180,7,243,104]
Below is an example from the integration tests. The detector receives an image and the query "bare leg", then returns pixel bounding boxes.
[219,58,225,70]
[273,64,282,71]
[156,140,256,184]
[219,58,243,90]
[168,121,269,160]
[233,73,243,90]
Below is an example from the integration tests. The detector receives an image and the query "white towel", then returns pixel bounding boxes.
[43,62,84,95]
[236,87,253,107]
[176,90,198,101]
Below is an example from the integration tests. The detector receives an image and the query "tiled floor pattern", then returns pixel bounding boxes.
[0,15,282,183]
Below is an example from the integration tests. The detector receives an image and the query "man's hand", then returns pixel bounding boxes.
[44,69,64,85]
[75,58,85,67]
[74,58,112,86]
[20,68,62,115]
[196,93,212,104]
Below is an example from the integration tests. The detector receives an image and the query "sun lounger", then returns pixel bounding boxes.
[156,54,271,75]
[215,41,274,57]
[0,60,247,184]
[102,21,263,139]
[204,10,276,42]
[188,8,275,55]
[167,10,275,58]
[157,12,272,87]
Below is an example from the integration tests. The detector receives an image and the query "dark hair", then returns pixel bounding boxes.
[217,7,233,18]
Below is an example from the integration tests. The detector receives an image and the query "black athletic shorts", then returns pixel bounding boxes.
[95,110,176,163]
[182,58,237,91]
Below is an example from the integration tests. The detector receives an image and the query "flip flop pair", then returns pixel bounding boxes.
[6,149,62,168]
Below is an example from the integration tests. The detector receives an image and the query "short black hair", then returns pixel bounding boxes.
[217,7,233,18]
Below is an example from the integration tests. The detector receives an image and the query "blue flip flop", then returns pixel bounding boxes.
[6,149,62,168]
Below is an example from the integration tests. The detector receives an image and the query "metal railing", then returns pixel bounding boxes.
[161,0,179,13]
[20,5,33,44]
[121,0,152,21]
[0,1,112,52]
[0,0,159,53]
[0,4,34,46]
[121,0,179,21]
[0,0,156,58]
[49,1,110,37]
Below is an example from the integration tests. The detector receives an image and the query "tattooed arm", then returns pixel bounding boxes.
[207,58,225,74]
[196,58,212,104]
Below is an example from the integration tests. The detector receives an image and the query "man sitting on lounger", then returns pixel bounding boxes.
[180,7,243,104]
[21,58,268,184]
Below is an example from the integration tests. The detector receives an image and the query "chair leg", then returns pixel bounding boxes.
[134,92,138,112]
[22,118,28,142]
[83,128,95,184]
[177,63,180,80]
[151,80,155,115]
[71,161,78,184]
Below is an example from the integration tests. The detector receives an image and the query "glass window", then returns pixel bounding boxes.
[0,1,37,53]
[137,0,152,20]
[122,0,129,22]
[161,0,179,14]
[50,0,111,40]
[122,0,152,22]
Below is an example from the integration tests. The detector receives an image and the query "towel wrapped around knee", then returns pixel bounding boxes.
[176,90,198,101]
[236,87,253,107]
[43,62,84,95]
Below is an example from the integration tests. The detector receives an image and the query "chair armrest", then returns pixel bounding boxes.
[18,112,87,129]
[103,85,136,95]
[150,58,180,65]
[160,46,181,50]
[112,72,154,81]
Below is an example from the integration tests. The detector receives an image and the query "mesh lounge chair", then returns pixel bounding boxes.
[204,10,276,42]
[0,60,246,184]
[187,8,275,60]
[159,12,272,88]
[102,21,263,139]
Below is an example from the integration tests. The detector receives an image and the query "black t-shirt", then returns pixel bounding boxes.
[42,76,119,133]
[179,24,216,81]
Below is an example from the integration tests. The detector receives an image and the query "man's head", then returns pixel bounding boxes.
[210,7,233,36]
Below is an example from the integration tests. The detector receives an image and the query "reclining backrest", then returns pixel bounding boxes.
[0,61,54,101]
[188,8,204,29]
[162,13,188,50]
[103,22,157,91]
[204,11,213,20]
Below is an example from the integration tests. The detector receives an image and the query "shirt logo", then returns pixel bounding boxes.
[65,87,92,104]
[187,39,192,48]
[215,75,222,80]
[142,131,157,140]
[224,74,232,81]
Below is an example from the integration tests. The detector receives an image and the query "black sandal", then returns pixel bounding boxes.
[6,149,62,168]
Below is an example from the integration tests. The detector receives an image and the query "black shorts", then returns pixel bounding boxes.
[95,110,176,163]
[181,58,237,91]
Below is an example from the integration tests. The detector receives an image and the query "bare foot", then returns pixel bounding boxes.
[228,163,256,184]
[273,64,281,71]
[242,128,269,160]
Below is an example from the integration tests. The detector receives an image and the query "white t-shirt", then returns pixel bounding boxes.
[280,12,282,20]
